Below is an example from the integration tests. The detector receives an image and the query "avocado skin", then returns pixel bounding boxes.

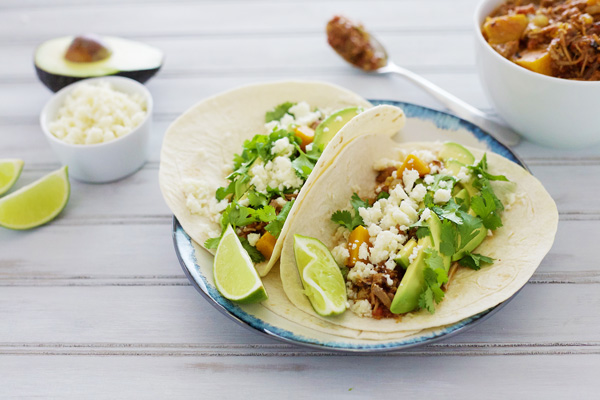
[35,64,161,92]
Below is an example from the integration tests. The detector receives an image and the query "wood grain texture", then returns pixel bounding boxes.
[0,0,597,396]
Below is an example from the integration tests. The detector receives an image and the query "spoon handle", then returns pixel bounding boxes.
[381,63,521,147]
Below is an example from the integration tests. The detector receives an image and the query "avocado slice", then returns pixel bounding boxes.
[395,238,417,269]
[439,142,475,166]
[34,35,164,92]
[427,212,451,272]
[390,235,432,314]
[313,107,362,150]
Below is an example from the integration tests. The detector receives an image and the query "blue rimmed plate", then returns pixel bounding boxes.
[172,100,527,352]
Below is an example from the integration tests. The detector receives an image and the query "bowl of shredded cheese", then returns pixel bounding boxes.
[40,76,153,183]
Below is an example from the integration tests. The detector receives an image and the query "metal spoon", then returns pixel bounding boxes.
[329,22,521,147]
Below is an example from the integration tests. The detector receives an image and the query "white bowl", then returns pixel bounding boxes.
[474,0,600,149]
[40,76,153,183]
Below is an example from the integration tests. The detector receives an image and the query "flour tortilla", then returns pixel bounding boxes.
[159,81,376,277]
[277,105,559,334]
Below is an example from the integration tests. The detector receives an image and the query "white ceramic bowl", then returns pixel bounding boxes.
[40,76,153,183]
[474,0,600,149]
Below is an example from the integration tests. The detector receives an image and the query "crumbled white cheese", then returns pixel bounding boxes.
[403,169,420,193]
[408,245,422,264]
[323,127,330,133]
[249,157,303,194]
[369,230,406,264]
[264,120,279,132]
[181,178,229,237]
[274,197,288,207]
[420,207,432,222]
[384,259,397,271]
[389,184,408,204]
[410,183,427,202]
[349,299,372,318]
[247,233,261,247]
[384,274,394,286]
[334,115,343,122]
[48,81,147,145]
[367,223,382,239]
[434,188,452,204]
[347,261,376,283]
[279,113,295,129]
[424,175,435,185]
[373,158,403,170]
[305,143,313,152]
[359,202,383,226]
[358,242,370,261]
[457,166,472,183]
[288,102,322,127]
[331,244,350,266]
[271,137,295,157]
[413,150,436,164]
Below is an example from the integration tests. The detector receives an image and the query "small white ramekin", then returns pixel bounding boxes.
[40,76,153,183]
[475,0,600,149]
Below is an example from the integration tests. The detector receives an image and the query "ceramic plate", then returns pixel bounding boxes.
[172,100,527,352]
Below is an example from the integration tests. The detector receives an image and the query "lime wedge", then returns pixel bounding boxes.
[0,159,24,196]
[0,166,70,230]
[293,234,347,316]
[214,224,268,303]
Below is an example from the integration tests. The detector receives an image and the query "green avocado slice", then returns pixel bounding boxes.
[439,142,475,166]
[34,36,164,92]
[313,107,362,150]
[395,238,417,270]
[390,235,432,314]
[427,212,451,272]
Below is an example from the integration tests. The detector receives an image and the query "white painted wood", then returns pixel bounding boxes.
[0,284,599,346]
[2,354,599,399]
[1,0,598,396]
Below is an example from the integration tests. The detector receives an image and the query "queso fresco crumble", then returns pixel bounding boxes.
[48,81,147,145]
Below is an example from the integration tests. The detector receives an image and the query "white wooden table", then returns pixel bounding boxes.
[1,0,599,397]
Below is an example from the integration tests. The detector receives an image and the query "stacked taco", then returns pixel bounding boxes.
[159,82,558,340]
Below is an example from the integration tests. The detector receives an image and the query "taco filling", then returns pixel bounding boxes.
[183,101,362,264]
[327,142,512,319]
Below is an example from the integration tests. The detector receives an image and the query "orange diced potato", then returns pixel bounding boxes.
[514,49,552,76]
[483,14,528,44]
[397,154,431,178]
[294,126,315,151]
[255,231,277,260]
[347,225,369,267]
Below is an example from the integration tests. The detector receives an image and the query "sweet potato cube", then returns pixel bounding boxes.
[255,231,277,260]
[397,154,431,178]
[294,126,315,151]
[514,49,552,76]
[483,14,528,44]
[347,225,369,267]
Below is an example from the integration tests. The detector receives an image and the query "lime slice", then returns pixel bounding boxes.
[0,159,24,196]
[214,224,268,303]
[293,234,347,316]
[0,165,70,230]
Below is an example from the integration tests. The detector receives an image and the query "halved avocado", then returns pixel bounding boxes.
[34,35,164,92]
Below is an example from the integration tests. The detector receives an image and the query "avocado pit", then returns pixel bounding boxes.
[64,34,112,63]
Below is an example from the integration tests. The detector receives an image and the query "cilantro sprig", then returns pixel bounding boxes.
[418,249,449,314]
[331,193,370,231]
[458,252,495,270]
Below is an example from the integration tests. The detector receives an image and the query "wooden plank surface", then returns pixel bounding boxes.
[0,0,597,397]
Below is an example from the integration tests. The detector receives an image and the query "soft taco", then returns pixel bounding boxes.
[159,81,374,277]
[276,104,558,335]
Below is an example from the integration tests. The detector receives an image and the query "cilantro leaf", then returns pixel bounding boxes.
[418,287,436,314]
[471,189,503,230]
[291,152,315,179]
[247,190,268,208]
[455,210,484,251]
[204,236,221,250]
[416,226,430,239]
[255,205,277,223]
[331,210,354,231]
[350,193,370,212]
[423,192,434,208]
[419,249,449,314]
[240,237,265,263]
[470,154,509,182]
[216,181,235,201]
[458,252,495,270]
[265,102,295,123]
[331,193,369,231]
[376,191,390,201]
[265,200,294,238]
[439,220,457,256]
[432,199,463,225]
